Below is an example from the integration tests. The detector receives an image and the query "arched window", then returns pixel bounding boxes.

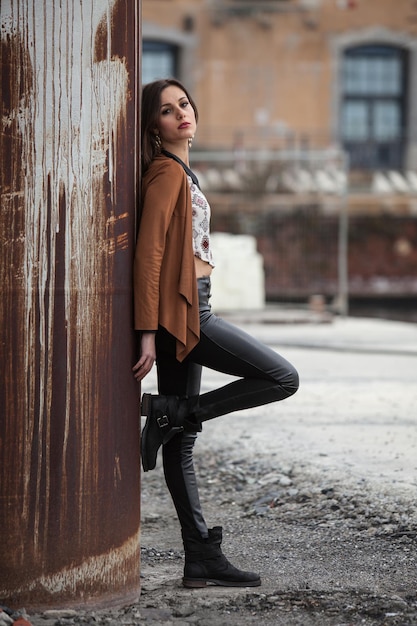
[341,44,408,170]
[142,41,178,85]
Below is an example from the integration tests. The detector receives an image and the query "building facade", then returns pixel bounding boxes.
[142,0,417,306]
[142,0,417,172]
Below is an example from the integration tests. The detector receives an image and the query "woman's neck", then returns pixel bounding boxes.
[161,142,189,166]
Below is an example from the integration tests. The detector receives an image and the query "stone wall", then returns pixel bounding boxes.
[210,232,265,311]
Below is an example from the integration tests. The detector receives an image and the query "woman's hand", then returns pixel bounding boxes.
[132,332,156,382]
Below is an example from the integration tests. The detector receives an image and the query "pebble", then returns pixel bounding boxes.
[42,610,78,619]
[257,472,292,487]
[0,612,13,626]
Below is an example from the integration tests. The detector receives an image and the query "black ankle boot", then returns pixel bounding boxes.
[182,526,261,588]
[141,393,201,472]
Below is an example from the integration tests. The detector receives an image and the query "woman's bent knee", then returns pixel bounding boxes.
[282,364,299,397]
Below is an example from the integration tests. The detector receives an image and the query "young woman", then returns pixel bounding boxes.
[133,78,299,589]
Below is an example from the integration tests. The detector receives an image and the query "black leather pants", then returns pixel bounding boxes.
[157,277,299,538]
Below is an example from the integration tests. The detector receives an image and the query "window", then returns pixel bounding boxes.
[341,45,408,170]
[142,41,178,85]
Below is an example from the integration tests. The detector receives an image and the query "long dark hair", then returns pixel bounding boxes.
[141,78,199,173]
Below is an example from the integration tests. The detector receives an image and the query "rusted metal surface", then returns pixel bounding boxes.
[0,0,141,609]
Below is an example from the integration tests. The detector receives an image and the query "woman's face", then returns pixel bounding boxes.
[156,85,197,148]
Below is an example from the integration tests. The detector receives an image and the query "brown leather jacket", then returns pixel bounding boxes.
[133,154,199,361]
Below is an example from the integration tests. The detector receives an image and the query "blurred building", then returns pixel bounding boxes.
[142,0,417,172]
[142,0,417,308]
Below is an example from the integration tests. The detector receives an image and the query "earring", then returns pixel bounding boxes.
[154,133,162,150]
[188,136,194,149]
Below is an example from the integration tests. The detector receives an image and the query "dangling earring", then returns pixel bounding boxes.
[154,132,162,150]
[188,136,194,149]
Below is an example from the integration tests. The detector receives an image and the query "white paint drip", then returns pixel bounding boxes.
[0,531,140,596]
[1,0,130,559]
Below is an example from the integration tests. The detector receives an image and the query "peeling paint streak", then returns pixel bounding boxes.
[1,0,129,556]
[1,531,140,598]
[0,0,141,606]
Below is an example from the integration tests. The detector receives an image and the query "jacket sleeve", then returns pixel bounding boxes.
[133,161,183,331]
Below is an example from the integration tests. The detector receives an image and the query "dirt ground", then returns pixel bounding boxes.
[19,443,417,626]
[8,316,417,626]
[135,443,417,626]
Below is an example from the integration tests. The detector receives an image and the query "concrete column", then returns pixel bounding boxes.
[0,0,141,610]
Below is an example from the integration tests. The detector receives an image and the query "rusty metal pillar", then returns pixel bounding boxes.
[0,0,142,610]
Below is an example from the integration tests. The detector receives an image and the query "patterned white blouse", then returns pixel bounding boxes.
[187,175,215,268]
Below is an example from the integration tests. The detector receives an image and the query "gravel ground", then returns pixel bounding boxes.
[136,445,417,626]
[9,449,417,625]
[4,316,417,625]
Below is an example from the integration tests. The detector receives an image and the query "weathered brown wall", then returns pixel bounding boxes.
[210,194,417,300]
[0,0,141,609]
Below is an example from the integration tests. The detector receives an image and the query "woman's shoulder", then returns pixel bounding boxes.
[144,154,185,181]
[142,154,188,202]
